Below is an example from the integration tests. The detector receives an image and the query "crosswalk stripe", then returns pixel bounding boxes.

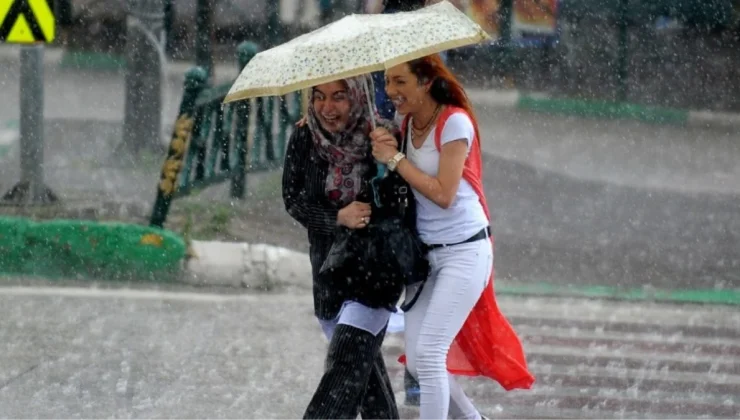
[524,345,740,369]
[465,383,738,409]
[525,334,740,358]
[532,371,740,398]
[528,363,740,385]
[470,405,698,420]
[498,296,740,328]
[517,325,740,347]
[510,316,740,339]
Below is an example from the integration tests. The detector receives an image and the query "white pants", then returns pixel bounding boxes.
[404,239,493,420]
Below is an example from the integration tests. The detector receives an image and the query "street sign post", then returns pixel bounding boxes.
[0,0,58,205]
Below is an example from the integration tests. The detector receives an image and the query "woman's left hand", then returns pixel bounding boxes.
[372,140,399,163]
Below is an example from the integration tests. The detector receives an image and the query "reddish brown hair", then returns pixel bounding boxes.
[407,54,480,141]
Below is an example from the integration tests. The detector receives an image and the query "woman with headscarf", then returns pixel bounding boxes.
[282,74,407,419]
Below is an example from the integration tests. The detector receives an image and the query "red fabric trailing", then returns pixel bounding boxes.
[399,107,535,391]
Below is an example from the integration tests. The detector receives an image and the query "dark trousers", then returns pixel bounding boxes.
[303,324,399,419]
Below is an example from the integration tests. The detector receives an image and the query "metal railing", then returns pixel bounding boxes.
[149,41,301,228]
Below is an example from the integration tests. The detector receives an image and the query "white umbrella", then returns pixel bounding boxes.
[223,0,489,104]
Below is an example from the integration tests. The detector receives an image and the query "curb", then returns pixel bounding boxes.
[187,241,740,307]
[184,240,311,290]
[468,90,740,129]
[58,50,126,71]
[0,216,186,282]
[518,94,687,125]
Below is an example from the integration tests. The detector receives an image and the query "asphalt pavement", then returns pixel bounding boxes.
[0,283,738,419]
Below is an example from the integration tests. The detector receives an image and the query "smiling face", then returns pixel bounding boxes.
[384,63,431,116]
[312,81,352,133]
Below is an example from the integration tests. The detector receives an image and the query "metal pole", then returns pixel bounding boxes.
[2,45,57,205]
[195,0,213,80]
[499,0,514,44]
[164,0,175,56]
[266,0,282,46]
[20,45,44,201]
[319,0,332,26]
[55,0,73,26]
[616,0,629,102]
[498,0,514,87]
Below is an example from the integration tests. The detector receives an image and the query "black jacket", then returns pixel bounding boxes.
[282,125,423,318]
[282,125,375,318]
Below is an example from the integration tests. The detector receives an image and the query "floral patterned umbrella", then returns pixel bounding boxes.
[223,0,489,104]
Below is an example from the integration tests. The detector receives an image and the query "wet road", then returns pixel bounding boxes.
[485,152,740,291]
[1,285,738,419]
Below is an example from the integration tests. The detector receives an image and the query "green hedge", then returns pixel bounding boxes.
[0,217,186,282]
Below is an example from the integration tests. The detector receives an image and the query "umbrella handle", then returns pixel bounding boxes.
[363,75,386,179]
[364,75,386,208]
[363,74,378,131]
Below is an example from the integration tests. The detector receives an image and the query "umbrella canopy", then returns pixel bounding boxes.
[223,0,489,103]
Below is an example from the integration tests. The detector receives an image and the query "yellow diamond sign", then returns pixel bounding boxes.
[0,0,55,44]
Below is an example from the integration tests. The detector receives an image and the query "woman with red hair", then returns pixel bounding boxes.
[370,54,535,419]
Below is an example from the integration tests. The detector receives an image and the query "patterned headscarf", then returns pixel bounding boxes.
[307,74,396,207]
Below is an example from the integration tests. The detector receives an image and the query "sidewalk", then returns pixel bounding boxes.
[1,283,738,419]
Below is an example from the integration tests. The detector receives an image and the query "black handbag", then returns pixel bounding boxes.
[318,137,429,312]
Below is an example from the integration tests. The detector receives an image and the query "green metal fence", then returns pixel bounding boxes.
[150,41,302,228]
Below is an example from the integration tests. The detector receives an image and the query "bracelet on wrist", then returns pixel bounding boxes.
[387,152,405,172]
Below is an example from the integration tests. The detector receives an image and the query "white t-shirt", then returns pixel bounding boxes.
[405,112,489,244]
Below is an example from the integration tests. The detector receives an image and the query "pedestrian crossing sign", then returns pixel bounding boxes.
[0,0,55,44]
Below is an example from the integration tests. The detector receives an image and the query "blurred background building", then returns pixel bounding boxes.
[51,0,740,112]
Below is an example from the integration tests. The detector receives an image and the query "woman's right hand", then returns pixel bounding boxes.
[337,201,371,229]
[295,115,308,127]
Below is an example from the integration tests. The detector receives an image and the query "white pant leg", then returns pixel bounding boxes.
[404,239,493,419]
[318,317,338,340]
[318,301,391,340]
